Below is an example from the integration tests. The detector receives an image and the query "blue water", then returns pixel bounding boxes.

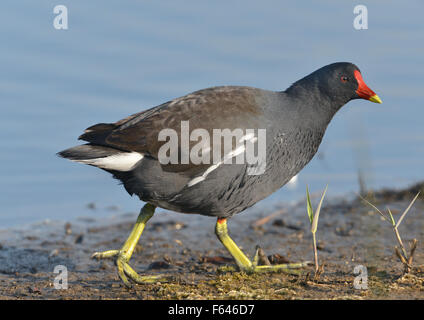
[1,1,423,227]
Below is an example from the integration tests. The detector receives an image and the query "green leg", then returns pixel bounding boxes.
[215,218,310,273]
[92,203,165,287]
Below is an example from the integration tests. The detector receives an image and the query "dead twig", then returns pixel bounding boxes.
[251,208,286,228]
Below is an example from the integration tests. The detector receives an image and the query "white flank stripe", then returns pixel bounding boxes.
[187,145,247,188]
[74,152,144,171]
[203,163,221,176]
[238,133,255,143]
[187,176,206,187]
[225,145,245,160]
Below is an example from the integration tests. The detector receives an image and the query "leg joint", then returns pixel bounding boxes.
[215,218,228,238]
[139,203,156,221]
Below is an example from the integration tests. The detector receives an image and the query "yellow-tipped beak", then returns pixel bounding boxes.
[354,70,382,104]
[369,94,382,104]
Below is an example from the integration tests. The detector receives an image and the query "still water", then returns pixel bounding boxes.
[1,1,423,227]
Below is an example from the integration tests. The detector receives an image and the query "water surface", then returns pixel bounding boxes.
[1,1,423,227]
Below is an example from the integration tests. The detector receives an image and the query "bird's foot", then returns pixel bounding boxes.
[91,203,167,287]
[216,246,311,274]
[248,246,312,273]
[247,261,312,275]
[91,249,167,288]
[215,218,312,275]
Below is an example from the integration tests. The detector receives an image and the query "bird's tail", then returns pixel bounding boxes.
[57,144,143,172]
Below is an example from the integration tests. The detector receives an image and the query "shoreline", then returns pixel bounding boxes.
[0,182,423,299]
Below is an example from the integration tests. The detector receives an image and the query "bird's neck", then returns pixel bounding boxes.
[283,80,345,123]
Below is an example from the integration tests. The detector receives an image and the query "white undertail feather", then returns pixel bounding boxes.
[72,152,144,171]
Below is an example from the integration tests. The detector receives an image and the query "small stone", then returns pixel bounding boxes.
[75,234,84,244]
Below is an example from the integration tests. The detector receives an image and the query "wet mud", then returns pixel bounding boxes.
[0,183,423,299]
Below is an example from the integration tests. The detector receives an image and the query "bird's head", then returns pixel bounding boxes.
[286,62,382,110]
[315,62,382,104]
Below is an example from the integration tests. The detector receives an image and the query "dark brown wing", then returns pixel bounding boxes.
[79,86,265,172]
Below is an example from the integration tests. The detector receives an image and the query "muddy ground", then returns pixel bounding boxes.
[0,183,423,300]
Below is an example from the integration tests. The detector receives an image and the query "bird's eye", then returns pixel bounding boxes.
[340,76,349,83]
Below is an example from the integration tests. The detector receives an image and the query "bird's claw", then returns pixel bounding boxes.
[91,249,167,288]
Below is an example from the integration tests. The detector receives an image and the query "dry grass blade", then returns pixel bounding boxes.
[395,191,420,228]
[394,228,408,259]
[361,191,420,275]
[358,194,390,223]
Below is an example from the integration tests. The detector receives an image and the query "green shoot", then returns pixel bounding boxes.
[306,184,328,274]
